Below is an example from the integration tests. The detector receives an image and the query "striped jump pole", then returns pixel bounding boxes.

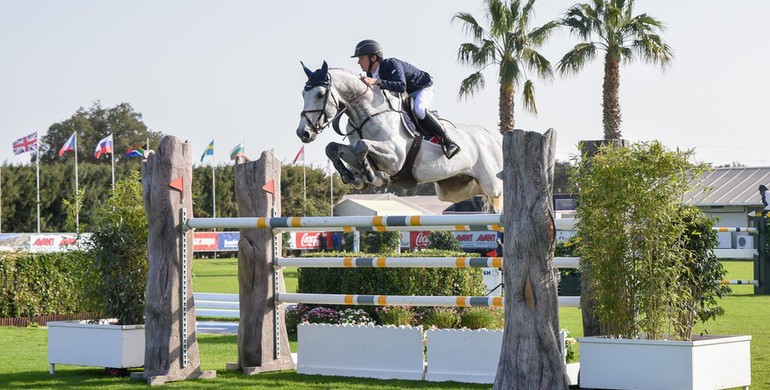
[713,227,758,234]
[277,292,581,308]
[275,256,580,269]
[722,280,759,286]
[186,214,577,232]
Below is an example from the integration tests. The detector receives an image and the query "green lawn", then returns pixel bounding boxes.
[0,260,766,389]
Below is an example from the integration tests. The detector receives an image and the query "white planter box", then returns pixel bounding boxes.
[425,328,502,383]
[579,334,751,390]
[298,323,424,380]
[48,320,145,374]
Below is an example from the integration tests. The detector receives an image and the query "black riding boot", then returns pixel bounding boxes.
[419,111,461,159]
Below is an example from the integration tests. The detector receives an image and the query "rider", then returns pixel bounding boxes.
[352,39,461,159]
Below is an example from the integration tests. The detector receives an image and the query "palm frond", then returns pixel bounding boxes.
[522,48,553,80]
[458,71,486,100]
[522,79,538,114]
[557,43,597,75]
[452,12,485,41]
[529,20,561,46]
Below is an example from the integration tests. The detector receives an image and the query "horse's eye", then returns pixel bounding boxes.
[316,91,325,99]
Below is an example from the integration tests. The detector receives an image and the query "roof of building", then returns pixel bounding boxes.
[684,166,770,207]
[334,194,446,216]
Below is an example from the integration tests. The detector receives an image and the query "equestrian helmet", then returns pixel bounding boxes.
[351,39,383,58]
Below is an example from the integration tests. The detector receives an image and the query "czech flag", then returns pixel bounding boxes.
[58,132,76,157]
[94,134,113,159]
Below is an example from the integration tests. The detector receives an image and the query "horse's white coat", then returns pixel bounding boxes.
[297,65,503,212]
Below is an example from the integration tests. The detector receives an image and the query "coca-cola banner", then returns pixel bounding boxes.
[292,231,321,250]
[412,231,431,248]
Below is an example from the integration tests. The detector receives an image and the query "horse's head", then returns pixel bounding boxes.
[297,61,338,143]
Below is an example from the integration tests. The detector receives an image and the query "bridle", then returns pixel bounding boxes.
[300,73,369,135]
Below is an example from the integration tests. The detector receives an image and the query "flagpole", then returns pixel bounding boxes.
[328,160,333,217]
[36,150,40,233]
[303,158,307,216]
[0,164,3,233]
[74,133,79,233]
[110,134,115,197]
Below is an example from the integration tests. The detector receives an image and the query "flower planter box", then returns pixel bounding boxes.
[297,323,424,380]
[579,334,751,390]
[47,320,145,374]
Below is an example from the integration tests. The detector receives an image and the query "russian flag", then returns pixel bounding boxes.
[58,132,76,157]
[94,134,113,159]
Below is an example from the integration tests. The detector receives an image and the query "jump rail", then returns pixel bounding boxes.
[277,292,581,308]
[275,256,580,269]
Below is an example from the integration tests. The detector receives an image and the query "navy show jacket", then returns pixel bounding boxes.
[369,58,433,94]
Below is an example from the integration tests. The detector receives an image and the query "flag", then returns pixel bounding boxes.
[200,139,214,163]
[124,142,146,158]
[293,145,305,164]
[94,134,113,159]
[230,142,245,160]
[262,180,275,194]
[12,132,37,155]
[58,132,76,157]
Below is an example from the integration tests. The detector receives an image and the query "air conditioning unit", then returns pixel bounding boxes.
[736,235,754,249]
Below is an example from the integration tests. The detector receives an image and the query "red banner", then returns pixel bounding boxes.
[411,231,431,249]
[193,232,218,251]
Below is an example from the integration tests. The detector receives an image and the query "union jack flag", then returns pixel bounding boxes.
[12,132,38,155]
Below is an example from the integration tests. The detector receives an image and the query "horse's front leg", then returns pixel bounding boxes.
[352,141,391,187]
[325,142,367,190]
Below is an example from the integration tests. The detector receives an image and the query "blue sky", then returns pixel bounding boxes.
[2,0,768,168]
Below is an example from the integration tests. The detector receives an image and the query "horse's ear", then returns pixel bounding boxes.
[301,61,313,79]
[321,61,328,74]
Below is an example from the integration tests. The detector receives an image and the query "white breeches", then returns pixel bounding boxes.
[410,86,435,120]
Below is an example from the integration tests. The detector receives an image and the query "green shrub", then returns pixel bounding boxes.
[376,306,414,326]
[85,171,148,325]
[421,308,459,329]
[427,231,461,251]
[361,231,400,253]
[339,308,374,325]
[460,307,503,329]
[0,251,97,318]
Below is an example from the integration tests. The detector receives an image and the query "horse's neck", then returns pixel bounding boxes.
[330,69,410,144]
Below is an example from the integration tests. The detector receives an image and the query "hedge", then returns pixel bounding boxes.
[0,251,96,318]
[297,249,486,298]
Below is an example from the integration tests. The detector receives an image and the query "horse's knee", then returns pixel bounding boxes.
[325,143,339,159]
[353,141,369,158]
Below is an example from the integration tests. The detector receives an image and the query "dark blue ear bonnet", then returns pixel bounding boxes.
[302,61,330,91]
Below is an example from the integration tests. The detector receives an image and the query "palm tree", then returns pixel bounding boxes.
[454,0,559,134]
[558,0,673,140]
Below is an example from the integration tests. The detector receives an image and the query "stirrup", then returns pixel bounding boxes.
[443,142,461,159]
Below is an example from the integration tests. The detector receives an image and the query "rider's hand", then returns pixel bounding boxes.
[360,76,379,86]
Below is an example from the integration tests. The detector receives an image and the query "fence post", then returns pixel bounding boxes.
[227,151,295,374]
[494,129,568,389]
[755,216,768,295]
[140,135,215,384]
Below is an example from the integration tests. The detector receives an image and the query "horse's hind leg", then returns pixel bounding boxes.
[352,141,377,183]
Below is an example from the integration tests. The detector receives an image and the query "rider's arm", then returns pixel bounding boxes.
[377,60,407,93]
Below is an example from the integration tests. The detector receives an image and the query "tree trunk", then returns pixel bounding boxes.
[578,139,630,338]
[499,80,515,133]
[493,128,568,389]
[231,151,295,374]
[602,53,622,139]
[141,135,214,384]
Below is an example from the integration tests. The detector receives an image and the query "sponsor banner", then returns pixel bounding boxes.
[217,232,240,251]
[482,267,503,296]
[412,231,431,249]
[29,233,84,253]
[400,231,410,248]
[0,233,29,251]
[453,231,498,250]
[193,232,218,251]
[290,232,335,250]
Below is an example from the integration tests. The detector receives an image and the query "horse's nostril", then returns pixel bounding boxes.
[302,131,310,140]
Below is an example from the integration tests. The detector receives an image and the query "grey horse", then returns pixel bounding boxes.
[296,61,503,212]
